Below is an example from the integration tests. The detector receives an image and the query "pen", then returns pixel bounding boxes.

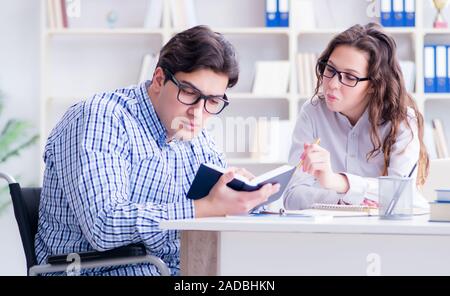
[297,138,321,170]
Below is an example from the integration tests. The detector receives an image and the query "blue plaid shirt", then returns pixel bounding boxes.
[35,81,226,275]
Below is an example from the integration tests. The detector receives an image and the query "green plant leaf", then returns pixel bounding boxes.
[0,89,39,216]
[0,134,39,163]
[0,120,38,161]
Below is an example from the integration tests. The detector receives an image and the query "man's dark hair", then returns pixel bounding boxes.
[156,25,239,87]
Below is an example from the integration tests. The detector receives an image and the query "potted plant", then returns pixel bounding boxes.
[0,91,39,214]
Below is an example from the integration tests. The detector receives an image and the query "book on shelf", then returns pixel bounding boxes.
[47,0,69,29]
[54,0,63,29]
[291,0,316,30]
[392,0,404,27]
[265,0,289,27]
[252,60,290,95]
[424,121,437,159]
[278,0,289,27]
[424,45,436,93]
[250,119,293,163]
[429,202,450,222]
[138,53,159,84]
[399,60,415,93]
[424,44,450,94]
[143,0,163,29]
[436,46,448,93]
[60,0,68,28]
[404,0,416,27]
[47,0,56,29]
[297,53,318,97]
[265,0,278,27]
[432,118,449,159]
[169,0,197,29]
[380,0,415,27]
[187,163,296,213]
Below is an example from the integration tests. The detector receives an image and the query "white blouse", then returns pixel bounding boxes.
[284,99,429,210]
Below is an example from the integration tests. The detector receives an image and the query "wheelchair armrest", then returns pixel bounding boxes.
[47,243,146,265]
[29,244,171,276]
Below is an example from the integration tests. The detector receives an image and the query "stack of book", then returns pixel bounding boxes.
[252,60,290,95]
[429,189,450,222]
[138,53,159,84]
[297,52,318,97]
[47,0,69,29]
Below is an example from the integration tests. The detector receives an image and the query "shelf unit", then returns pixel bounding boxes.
[40,0,450,178]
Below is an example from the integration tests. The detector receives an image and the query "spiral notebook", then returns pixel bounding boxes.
[309,203,379,216]
[312,203,377,212]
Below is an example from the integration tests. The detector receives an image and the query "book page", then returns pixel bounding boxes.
[204,163,293,187]
[250,165,294,186]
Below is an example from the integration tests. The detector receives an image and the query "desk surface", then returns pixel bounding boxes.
[160,214,450,235]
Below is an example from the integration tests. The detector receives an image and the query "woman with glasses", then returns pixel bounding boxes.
[284,23,429,210]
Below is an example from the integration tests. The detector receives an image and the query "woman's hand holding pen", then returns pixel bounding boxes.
[300,142,349,194]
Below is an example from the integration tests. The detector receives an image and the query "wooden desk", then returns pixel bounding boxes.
[160,215,450,275]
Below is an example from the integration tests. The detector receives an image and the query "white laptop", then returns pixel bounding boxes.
[420,158,450,202]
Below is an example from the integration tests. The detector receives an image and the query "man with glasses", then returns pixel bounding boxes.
[35,26,280,276]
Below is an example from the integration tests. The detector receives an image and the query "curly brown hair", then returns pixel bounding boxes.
[312,23,429,186]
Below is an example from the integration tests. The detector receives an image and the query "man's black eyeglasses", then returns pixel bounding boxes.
[164,69,229,115]
[319,61,370,87]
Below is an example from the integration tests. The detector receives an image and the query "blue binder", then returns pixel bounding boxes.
[424,45,436,93]
[436,45,448,93]
[447,46,450,93]
[266,0,278,27]
[393,0,404,27]
[381,0,393,27]
[404,0,415,27]
[278,0,289,27]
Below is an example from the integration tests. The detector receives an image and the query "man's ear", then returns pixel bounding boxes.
[151,67,165,92]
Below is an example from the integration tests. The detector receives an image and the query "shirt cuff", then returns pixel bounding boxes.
[167,198,195,221]
[340,173,367,205]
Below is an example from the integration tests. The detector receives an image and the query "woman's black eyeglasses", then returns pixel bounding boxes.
[319,61,370,87]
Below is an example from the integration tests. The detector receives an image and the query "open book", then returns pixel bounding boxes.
[186,163,296,212]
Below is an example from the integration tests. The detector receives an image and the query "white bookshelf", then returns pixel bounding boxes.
[45,28,165,35]
[40,0,450,179]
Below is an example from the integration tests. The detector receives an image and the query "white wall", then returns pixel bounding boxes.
[0,0,41,275]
